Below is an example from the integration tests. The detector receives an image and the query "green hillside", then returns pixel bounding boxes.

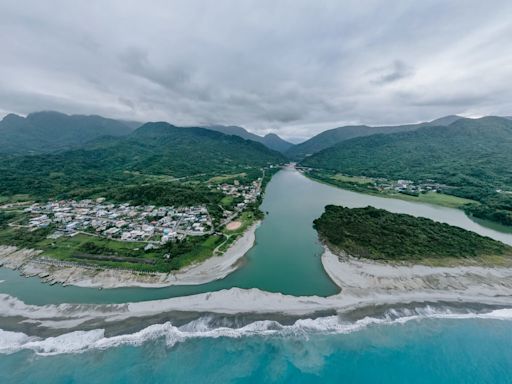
[314,205,512,262]
[0,122,285,204]
[286,116,462,160]
[0,111,138,154]
[302,117,512,226]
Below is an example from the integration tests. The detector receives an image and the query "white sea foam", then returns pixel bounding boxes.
[1,306,511,356]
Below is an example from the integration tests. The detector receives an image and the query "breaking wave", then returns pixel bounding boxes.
[1,306,511,356]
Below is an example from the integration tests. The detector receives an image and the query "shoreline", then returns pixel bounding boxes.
[0,221,260,289]
[320,246,512,299]
[1,245,511,333]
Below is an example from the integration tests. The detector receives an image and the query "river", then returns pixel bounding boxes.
[1,166,511,305]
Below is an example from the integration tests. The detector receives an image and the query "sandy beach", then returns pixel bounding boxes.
[0,222,260,289]
[1,244,511,333]
[321,247,512,298]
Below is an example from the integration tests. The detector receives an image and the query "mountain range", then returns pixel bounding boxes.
[0,111,294,155]
[0,111,139,154]
[301,116,512,226]
[205,125,294,153]
[301,116,511,185]
[285,115,463,160]
[0,121,285,201]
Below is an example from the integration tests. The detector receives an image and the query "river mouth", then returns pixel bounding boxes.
[1,167,512,305]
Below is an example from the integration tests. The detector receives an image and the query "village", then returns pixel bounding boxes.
[372,179,448,196]
[25,200,213,244]
[215,177,262,222]
[297,166,448,197]
[18,175,263,250]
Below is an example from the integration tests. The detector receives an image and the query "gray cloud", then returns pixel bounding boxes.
[1,0,512,141]
[370,60,415,85]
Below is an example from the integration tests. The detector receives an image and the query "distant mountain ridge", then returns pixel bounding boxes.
[204,125,294,153]
[0,111,140,154]
[286,115,464,160]
[0,121,285,200]
[0,110,295,155]
[301,116,512,226]
[301,116,512,182]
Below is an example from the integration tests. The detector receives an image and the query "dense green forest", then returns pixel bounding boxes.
[0,122,285,205]
[303,117,512,226]
[314,205,512,261]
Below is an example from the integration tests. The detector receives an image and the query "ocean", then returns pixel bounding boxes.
[1,311,511,383]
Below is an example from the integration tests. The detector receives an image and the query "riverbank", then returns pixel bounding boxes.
[301,170,476,209]
[0,222,260,289]
[321,246,512,299]
[1,168,512,319]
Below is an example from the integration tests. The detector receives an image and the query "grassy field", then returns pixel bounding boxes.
[41,232,227,272]
[386,191,477,208]
[208,173,247,183]
[39,234,151,259]
[0,220,226,272]
[306,171,478,209]
[220,195,234,207]
[0,194,32,204]
[216,211,259,254]
[172,234,222,269]
[331,174,375,185]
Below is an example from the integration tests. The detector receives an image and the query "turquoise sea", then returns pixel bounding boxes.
[1,168,511,382]
[1,316,511,383]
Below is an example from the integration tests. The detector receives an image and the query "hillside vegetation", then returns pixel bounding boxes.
[303,117,512,226]
[0,122,285,205]
[314,205,512,261]
[286,115,461,160]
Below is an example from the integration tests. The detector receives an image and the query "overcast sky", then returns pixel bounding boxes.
[1,1,512,141]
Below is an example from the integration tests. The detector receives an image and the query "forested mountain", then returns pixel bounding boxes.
[0,111,139,154]
[260,133,294,153]
[0,122,285,203]
[302,116,512,225]
[205,125,294,153]
[286,116,462,160]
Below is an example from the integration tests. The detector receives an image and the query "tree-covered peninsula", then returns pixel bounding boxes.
[313,205,512,262]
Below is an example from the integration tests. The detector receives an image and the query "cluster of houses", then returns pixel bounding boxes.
[216,178,262,215]
[25,199,213,245]
[373,179,446,194]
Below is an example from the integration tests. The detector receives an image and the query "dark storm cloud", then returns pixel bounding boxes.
[1,0,512,140]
